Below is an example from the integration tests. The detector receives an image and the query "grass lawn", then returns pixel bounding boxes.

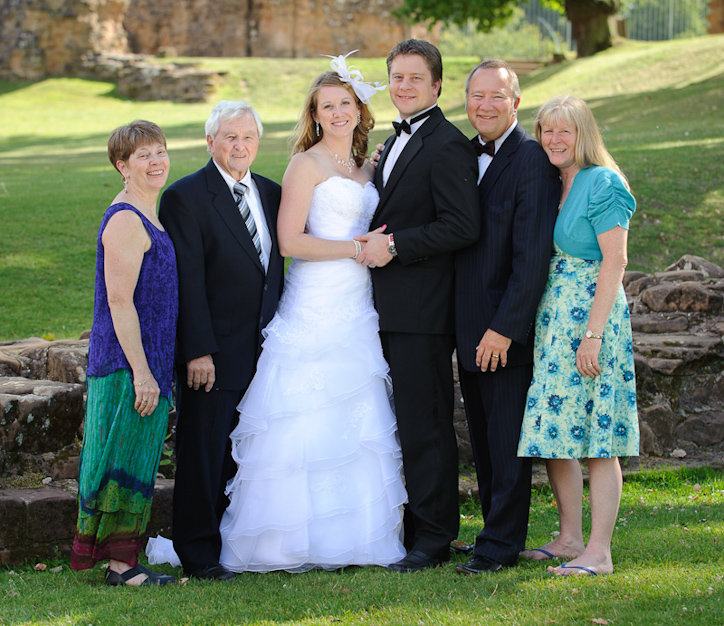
[0,35,723,341]
[1,467,722,625]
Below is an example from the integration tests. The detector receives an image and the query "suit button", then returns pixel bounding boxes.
[264,284,268,292]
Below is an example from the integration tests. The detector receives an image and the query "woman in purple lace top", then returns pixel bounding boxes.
[70,120,178,587]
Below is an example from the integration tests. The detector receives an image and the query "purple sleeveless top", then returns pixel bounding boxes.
[87,203,178,397]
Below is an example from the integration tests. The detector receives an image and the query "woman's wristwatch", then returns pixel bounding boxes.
[388,234,397,257]
[585,329,603,340]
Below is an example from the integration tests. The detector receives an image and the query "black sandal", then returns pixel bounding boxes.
[105,564,177,586]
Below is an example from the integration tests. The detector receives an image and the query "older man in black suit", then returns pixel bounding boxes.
[454,60,560,574]
[159,101,284,580]
[356,39,479,572]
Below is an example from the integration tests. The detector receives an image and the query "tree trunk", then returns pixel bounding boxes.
[565,0,620,57]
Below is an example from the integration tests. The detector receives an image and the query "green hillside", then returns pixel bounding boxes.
[0,36,722,340]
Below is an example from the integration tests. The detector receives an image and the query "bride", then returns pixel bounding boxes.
[219,54,407,572]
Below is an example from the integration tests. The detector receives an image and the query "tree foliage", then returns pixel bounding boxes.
[395,0,621,57]
[394,0,515,32]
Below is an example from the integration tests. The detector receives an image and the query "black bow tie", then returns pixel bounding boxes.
[474,140,495,157]
[392,108,437,136]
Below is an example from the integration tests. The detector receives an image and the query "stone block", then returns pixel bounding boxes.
[654,270,707,283]
[678,373,724,413]
[626,275,656,297]
[52,455,80,480]
[638,420,663,456]
[47,341,88,385]
[648,358,684,375]
[640,403,675,446]
[641,282,723,313]
[0,378,84,455]
[0,351,22,377]
[24,488,78,543]
[0,491,25,548]
[675,411,724,447]
[630,315,688,334]
[664,254,724,278]
[623,271,647,288]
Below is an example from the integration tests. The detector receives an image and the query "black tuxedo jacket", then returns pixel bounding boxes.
[371,106,479,335]
[455,123,560,372]
[159,159,284,390]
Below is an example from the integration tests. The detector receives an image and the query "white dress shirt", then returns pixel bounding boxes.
[213,160,271,271]
[382,104,438,187]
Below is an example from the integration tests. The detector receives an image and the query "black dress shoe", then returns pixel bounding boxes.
[189,563,235,581]
[455,555,504,575]
[387,550,449,573]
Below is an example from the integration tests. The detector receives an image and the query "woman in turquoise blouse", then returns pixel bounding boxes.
[517,95,639,576]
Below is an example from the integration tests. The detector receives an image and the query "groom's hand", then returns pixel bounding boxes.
[368,143,386,168]
[187,354,215,392]
[356,229,391,268]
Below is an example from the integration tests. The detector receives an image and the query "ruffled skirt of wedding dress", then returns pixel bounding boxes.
[219,258,407,573]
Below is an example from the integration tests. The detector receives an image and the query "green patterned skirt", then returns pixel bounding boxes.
[71,369,170,569]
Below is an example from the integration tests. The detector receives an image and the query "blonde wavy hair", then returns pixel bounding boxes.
[535,95,629,189]
[291,72,374,168]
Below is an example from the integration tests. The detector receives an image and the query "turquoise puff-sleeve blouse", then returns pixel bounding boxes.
[554,166,636,261]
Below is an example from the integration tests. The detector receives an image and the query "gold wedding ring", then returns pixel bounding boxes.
[491,354,500,359]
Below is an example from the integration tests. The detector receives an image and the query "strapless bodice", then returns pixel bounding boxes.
[305,176,378,241]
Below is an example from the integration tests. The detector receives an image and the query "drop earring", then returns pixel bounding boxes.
[357,114,361,125]
[316,122,320,137]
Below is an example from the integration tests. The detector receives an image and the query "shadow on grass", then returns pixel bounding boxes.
[0,79,33,96]
[519,60,573,90]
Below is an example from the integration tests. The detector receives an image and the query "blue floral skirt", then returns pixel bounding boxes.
[517,244,639,459]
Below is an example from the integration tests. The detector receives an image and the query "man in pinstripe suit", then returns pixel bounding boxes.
[454,60,560,574]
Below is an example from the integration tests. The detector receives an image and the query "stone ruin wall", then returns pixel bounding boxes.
[0,0,431,81]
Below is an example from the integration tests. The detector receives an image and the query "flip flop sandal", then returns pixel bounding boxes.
[558,562,598,576]
[523,548,559,560]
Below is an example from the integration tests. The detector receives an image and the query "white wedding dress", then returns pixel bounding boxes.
[219,176,407,573]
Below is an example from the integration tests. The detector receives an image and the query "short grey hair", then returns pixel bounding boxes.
[465,59,521,101]
[205,101,263,152]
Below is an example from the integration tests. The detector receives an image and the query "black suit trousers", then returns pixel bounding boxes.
[380,331,459,559]
[172,381,244,573]
[458,363,533,566]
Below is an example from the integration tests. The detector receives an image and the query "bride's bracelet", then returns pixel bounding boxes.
[352,239,362,259]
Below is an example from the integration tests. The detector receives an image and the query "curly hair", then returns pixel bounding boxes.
[291,72,375,167]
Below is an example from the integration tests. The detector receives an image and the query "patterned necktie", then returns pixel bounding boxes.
[474,140,495,157]
[233,182,263,263]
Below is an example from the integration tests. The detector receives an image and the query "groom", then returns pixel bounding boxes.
[356,39,479,572]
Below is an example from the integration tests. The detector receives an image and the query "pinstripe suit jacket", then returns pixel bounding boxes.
[455,123,560,372]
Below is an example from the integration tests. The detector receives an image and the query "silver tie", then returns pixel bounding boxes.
[233,182,263,263]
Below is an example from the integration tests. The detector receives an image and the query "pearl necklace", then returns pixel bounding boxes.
[322,143,355,174]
